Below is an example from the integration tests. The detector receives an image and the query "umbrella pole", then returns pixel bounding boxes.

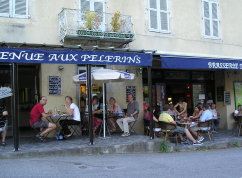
[87,64,94,145]
[103,83,106,138]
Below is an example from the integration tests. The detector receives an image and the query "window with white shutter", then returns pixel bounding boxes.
[202,0,220,39]
[80,0,105,30]
[148,0,170,33]
[0,0,28,18]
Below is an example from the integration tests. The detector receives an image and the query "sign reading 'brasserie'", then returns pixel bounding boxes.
[0,47,152,66]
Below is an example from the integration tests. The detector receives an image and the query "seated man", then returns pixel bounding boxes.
[159,104,202,145]
[117,94,139,137]
[60,96,81,138]
[30,96,56,141]
[190,104,213,142]
[0,103,8,145]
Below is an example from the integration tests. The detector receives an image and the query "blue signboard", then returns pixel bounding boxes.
[161,55,242,70]
[0,47,152,66]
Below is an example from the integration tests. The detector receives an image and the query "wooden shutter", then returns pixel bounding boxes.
[149,0,158,31]
[14,0,28,18]
[211,2,219,37]
[0,0,10,17]
[160,0,168,31]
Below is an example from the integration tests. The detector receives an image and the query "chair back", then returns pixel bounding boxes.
[158,121,176,130]
[198,120,210,127]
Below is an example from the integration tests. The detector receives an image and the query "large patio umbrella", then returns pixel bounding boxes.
[73,68,135,138]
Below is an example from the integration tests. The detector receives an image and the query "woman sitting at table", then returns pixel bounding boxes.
[92,96,102,135]
[60,96,81,138]
[108,97,124,132]
[191,106,203,121]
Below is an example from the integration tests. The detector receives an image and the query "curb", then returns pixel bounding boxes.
[1,138,242,159]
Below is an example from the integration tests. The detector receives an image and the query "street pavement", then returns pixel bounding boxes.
[1,148,242,178]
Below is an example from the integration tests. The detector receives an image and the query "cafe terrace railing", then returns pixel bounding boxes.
[58,8,135,43]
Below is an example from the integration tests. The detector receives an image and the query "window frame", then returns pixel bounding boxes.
[202,0,221,40]
[148,0,170,34]
[0,0,29,19]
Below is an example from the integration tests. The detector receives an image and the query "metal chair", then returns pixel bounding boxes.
[198,119,214,141]
[68,121,82,136]
[129,120,137,133]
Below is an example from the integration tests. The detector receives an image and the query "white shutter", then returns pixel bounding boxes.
[13,0,28,18]
[0,0,10,17]
[202,0,220,39]
[203,1,211,36]
[94,1,104,30]
[149,0,159,31]
[211,2,219,37]
[160,0,169,31]
[80,0,90,13]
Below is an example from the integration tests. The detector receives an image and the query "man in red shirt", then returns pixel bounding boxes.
[30,96,56,140]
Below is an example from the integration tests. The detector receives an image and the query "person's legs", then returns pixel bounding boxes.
[184,128,196,143]
[93,118,102,135]
[40,122,56,137]
[123,117,135,133]
[116,118,124,131]
[1,130,7,143]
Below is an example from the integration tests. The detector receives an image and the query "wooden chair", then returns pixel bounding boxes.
[157,121,178,144]
[198,119,214,141]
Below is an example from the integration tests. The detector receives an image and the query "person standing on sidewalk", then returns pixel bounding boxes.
[117,94,139,137]
[30,96,56,140]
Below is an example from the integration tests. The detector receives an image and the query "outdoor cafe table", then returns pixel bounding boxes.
[46,114,71,125]
[176,121,197,129]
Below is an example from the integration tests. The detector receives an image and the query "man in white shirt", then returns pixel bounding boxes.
[60,96,81,138]
[190,104,213,142]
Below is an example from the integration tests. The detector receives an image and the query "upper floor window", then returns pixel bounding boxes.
[0,0,28,18]
[202,0,220,39]
[80,0,105,30]
[148,0,170,33]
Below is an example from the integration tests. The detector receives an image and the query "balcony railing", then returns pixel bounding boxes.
[58,8,135,44]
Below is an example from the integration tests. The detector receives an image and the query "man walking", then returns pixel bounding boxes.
[117,94,139,137]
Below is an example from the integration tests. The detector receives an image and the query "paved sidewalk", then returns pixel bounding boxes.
[0,130,242,159]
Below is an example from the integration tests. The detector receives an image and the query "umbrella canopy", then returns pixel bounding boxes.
[0,87,13,99]
[73,69,135,83]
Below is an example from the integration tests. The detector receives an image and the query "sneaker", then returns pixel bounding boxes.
[121,132,130,137]
[36,134,45,141]
[197,136,205,142]
[212,130,218,133]
[64,132,73,138]
[193,141,203,146]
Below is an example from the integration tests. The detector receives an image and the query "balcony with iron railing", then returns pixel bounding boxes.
[58,9,135,47]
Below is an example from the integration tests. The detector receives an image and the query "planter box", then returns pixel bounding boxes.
[76,30,134,40]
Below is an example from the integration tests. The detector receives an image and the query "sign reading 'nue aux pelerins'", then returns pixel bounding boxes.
[0,47,152,66]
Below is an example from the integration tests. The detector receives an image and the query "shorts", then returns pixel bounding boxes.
[190,126,210,132]
[171,126,185,134]
[0,120,7,132]
[32,120,49,128]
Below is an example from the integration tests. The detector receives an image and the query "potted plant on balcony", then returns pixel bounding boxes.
[84,10,101,30]
[110,11,125,32]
